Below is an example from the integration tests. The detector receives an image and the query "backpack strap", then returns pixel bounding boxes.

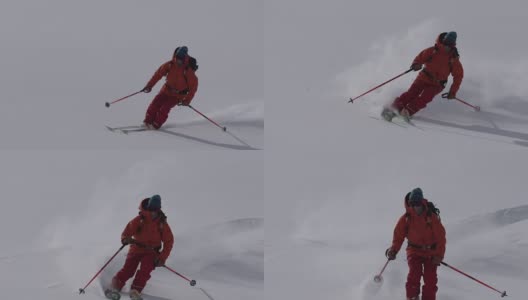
[135,211,167,238]
[426,44,459,74]
[158,211,167,239]
[165,57,197,76]
[164,57,197,93]
[405,211,433,232]
[448,47,460,73]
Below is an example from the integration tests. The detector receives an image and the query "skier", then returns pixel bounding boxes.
[385,188,446,300]
[382,32,464,122]
[141,46,199,129]
[106,195,174,300]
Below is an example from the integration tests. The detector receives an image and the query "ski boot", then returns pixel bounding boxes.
[381,107,397,122]
[129,289,143,300]
[142,122,155,130]
[399,108,411,123]
[104,288,121,300]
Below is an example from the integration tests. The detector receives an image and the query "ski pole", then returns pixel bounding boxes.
[186,104,227,131]
[105,90,143,108]
[163,265,197,286]
[79,244,126,294]
[441,93,481,112]
[373,259,390,283]
[348,68,413,103]
[441,261,507,297]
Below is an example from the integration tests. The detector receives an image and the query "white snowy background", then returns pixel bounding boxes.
[0,152,263,300]
[266,0,528,299]
[0,0,263,300]
[3,0,528,299]
[0,0,263,150]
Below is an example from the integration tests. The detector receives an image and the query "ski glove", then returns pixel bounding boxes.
[142,87,152,93]
[432,256,443,265]
[410,63,422,71]
[446,92,455,100]
[385,248,397,260]
[154,257,165,267]
[121,237,134,245]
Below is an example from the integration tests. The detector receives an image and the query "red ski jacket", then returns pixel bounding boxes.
[145,55,198,103]
[121,199,174,262]
[412,34,464,96]
[391,195,446,259]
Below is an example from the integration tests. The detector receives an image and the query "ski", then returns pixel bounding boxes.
[102,286,171,300]
[106,125,156,134]
[106,125,143,132]
[404,118,417,127]
[121,128,150,134]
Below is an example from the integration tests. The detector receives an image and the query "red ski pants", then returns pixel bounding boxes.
[144,92,189,129]
[392,79,444,116]
[406,255,438,300]
[112,252,157,293]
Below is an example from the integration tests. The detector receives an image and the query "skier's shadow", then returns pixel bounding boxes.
[158,129,259,150]
[413,115,528,148]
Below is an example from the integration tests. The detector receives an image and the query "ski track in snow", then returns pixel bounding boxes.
[104,103,264,150]
[282,203,527,300]
[0,153,263,299]
[76,218,262,300]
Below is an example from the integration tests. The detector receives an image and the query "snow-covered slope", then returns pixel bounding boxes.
[265,1,528,299]
[102,102,263,150]
[0,152,263,299]
[0,1,263,299]
[0,0,263,150]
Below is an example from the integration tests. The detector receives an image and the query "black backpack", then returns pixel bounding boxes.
[425,201,440,218]
[187,56,199,71]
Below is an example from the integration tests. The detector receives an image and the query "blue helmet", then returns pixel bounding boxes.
[409,188,424,205]
[147,194,162,211]
[443,31,457,46]
[174,46,188,59]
